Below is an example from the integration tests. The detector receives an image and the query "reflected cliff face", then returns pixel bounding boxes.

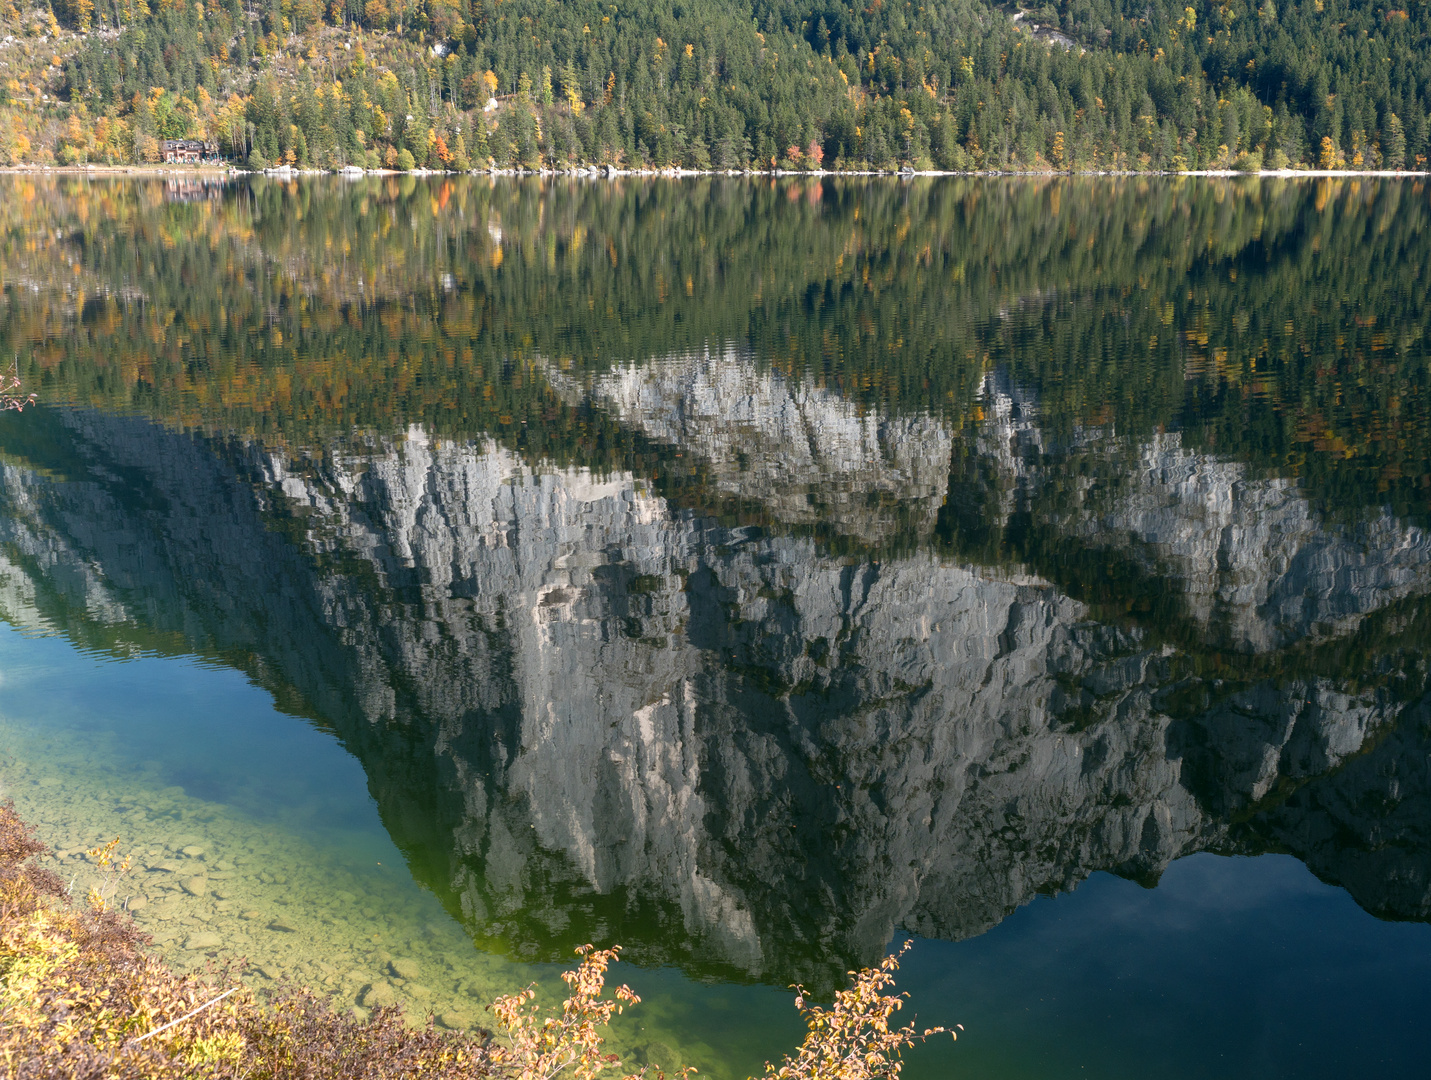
[3,367,1430,991]
[2,176,1431,993]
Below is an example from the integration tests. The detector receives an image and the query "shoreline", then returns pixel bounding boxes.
[2,164,1427,180]
[0,794,907,1078]
[0,798,499,1076]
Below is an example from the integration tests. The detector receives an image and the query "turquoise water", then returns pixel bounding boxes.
[3,174,1431,1077]
[7,620,1428,1078]
[0,624,805,1077]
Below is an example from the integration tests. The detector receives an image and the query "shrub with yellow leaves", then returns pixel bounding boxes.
[760,942,955,1080]
[2,801,959,1080]
[490,945,693,1080]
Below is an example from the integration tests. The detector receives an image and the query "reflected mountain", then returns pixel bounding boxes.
[2,351,1429,993]
[966,371,1431,653]
[547,347,953,546]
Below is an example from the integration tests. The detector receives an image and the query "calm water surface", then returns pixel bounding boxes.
[2,174,1431,1078]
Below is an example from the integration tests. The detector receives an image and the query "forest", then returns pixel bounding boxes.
[0,0,1429,170]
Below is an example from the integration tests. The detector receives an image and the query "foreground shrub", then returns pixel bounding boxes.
[1,802,957,1079]
[0,801,494,1079]
[759,943,954,1080]
[1,371,36,411]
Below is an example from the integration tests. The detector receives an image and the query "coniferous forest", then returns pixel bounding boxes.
[0,0,1429,171]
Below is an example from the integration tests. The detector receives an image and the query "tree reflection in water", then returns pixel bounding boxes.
[1,175,1429,1000]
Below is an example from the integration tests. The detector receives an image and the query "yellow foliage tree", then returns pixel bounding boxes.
[760,943,953,1080]
[491,946,691,1080]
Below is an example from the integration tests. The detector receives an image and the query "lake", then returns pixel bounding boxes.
[2,173,1430,1078]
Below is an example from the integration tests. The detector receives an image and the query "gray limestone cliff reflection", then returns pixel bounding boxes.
[0,357,1428,991]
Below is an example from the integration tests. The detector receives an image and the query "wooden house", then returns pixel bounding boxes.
[161,139,221,164]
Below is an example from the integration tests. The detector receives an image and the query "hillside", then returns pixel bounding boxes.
[0,0,1428,171]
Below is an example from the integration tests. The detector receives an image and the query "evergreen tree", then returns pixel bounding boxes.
[20,0,1431,171]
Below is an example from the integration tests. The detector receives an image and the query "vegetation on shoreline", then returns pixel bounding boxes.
[0,800,500,1077]
[2,369,37,412]
[0,801,950,1078]
[1,0,1428,173]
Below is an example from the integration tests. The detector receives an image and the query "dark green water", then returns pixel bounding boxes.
[2,173,1431,1078]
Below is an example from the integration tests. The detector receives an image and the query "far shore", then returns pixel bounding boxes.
[2,163,1427,180]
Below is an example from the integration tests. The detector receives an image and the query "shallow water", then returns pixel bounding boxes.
[2,174,1431,1078]
[0,627,797,1077]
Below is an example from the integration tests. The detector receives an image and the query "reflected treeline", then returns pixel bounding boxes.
[2,177,1431,993]
[3,175,1431,531]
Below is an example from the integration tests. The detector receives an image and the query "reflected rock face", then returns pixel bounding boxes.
[550,347,954,545]
[975,372,1431,652]
[1,366,1429,990]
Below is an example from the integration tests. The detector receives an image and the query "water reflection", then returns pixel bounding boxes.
[1,378,1428,992]
[0,175,1429,1006]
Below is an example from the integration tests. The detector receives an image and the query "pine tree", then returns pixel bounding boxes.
[470,116,490,166]
[29,0,1431,170]
[1412,114,1431,170]
[1383,113,1406,170]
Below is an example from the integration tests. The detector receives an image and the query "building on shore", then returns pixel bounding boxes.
[161,139,221,164]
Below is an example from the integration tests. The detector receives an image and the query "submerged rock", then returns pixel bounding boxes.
[359,981,399,1008]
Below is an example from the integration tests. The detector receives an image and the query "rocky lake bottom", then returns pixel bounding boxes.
[0,634,734,1078]
[3,732,518,1029]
